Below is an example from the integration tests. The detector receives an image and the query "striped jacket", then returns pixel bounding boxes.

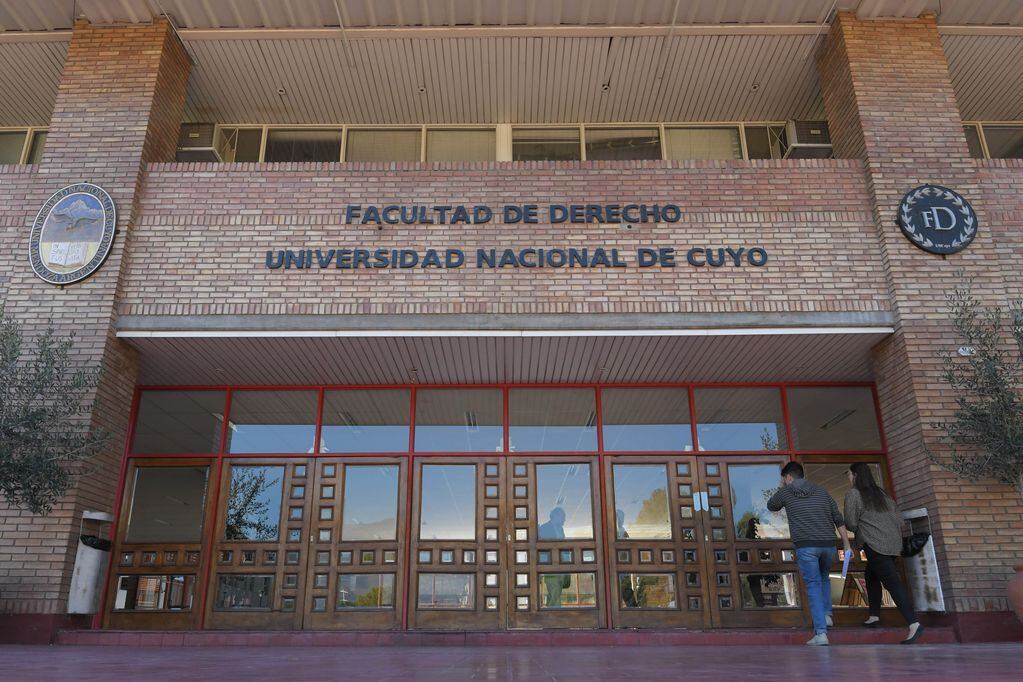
[767,479,845,549]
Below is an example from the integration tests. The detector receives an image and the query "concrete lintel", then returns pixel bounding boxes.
[116,311,895,335]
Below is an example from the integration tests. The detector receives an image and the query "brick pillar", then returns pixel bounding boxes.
[0,19,188,643]
[817,12,1023,631]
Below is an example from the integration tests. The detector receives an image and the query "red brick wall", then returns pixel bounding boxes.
[818,12,1023,614]
[0,19,188,621]
[119,159,889,318]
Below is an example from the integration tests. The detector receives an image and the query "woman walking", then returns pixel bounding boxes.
[844,463,924,644]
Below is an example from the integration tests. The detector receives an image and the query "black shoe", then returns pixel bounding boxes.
[862,619,880,629]
[900,624,924,644]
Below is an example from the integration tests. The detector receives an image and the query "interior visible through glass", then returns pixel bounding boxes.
[419,464,476,540]
[224,465,284,541]
[414,389,503,452]
[215,574,274,610]
[342,465,399,541]
[225,390,318,454]
[337,573,396,608]
[508,388,597,452]
[694,387,787,451]
[417,573,474,609]
[601,388,692,451]
[512,128,581,160]
[612,464,672,539]
[539,572,597,608]
[739,573,800,608]
[664,127,741,160]
[321,390,410,453]
[263,128,342,162]
[535,463,594,539]
[787,387,882,451]
[125,466,209,543]
[114,575,194,611]
[618,573,677,608]
[132,390,225,453]
[585,128,661,160]
[728,464,789,540]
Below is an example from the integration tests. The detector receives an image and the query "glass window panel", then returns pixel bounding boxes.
[337,573,395,608]
[728,464,789,540]
[321,390,410,453]
[963,125,985,159]
[694,388,787,451]
[740,573,801,608]
[509,389,597,452]
[0,131,27,164]
[745,125,787,160]
[226,391,317,453]
[831,570,895,609]
[618,573,677,608]
[27,131,47,164]
[612,464,671,539]
[539,572,597,609]
[665,127,742,160]
[346,129,421,161]
[585,127,661,160]
[417,573,474,609]
[426,129,496,161]
[224,465,284,541]
[341,464,399,541]
[601,388,692,452]
[536,463,593,540]
[264,128,342,162]
[234,127,263,161]
[414,388,503,452]
[512,128,581,161]
[787,387,882,451]
[981,124,1023,159]
[215,574,274,610]
[114,575,195,611]
[419,464,476,540]
[133,390,226,454]
[125,467,209,543]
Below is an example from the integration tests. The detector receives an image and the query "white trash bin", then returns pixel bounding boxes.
[68,511,113,615]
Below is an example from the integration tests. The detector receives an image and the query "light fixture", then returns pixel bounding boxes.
[750,82,761,92]
[276,86,287,96]
[600,82,610,92]
[417,85,427,93]
[465,411,479,431]
[819,409,856,431]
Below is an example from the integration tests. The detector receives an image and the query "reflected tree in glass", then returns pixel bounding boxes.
[613,465,671,539]
[224,466,284,541]
[729,464,788,540]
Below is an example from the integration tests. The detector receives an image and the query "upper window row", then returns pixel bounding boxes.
[963,123,1023,160]
[0,128,47,165]
[131,385,883,455]
[197,124,791,163]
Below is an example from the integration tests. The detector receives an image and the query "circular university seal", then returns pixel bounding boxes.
[28,183,116,285]
[897,184,977,255]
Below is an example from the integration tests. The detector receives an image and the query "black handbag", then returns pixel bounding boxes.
[901,532,929,557]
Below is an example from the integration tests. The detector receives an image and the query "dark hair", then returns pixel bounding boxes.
[849,463,892,512]
[780,462,804,479]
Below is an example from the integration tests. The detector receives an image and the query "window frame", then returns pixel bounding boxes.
[961,121,1023,159]
[0,126,48,164]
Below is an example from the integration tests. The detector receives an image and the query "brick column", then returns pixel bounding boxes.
[0,19,188,642]
[817,12,1023,633]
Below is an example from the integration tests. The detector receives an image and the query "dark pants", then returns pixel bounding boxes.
[864,544,916,624]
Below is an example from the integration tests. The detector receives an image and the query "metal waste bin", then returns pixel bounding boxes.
[901,507,946,612]
[68,511,113,615]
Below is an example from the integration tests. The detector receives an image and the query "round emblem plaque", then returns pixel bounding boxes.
[897,184,977,255]
[28,183,116,285]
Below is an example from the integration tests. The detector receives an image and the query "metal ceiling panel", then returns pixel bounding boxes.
[0,38,66,125]
[122,331,890,386]
[943,32,1023,121]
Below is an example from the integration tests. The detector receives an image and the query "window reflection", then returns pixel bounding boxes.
[133,390,225,453]
[728,464,789,540]
[114,575,194,611]
[419,464,476,540]
[224,465,284,541]
[787,387,882,451]
[601,388,692,452]
[414,389,503,452]
[740,573,800,608]
[509,388,597,452]
[539,573,598,608]
[126,467,209,543]
[337,573,395,609]
[618,573,677,608]
[694,388,787,451]
[215,574,274,610]
[321,390,410,453]
[226,391,317,453]
[417,573,474,609]
[342,465,399,541]
[612,464,672,539]
[536,464,594,540]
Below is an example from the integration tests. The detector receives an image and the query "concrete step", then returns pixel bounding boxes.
[56,626,957,647]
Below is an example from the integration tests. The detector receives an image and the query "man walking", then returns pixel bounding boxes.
[767,462,851,646]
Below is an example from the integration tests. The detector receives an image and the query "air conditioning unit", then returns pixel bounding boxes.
[782,120,833,159]
[175,123,223,162]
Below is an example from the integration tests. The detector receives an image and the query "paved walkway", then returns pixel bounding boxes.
[1,643,1022,681]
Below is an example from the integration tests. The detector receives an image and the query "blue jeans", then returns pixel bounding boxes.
[796,546,836,635]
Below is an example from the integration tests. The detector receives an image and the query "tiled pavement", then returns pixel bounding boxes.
[2,643,1022,681]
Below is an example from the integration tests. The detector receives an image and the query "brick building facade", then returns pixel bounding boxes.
[0,4,1021,644]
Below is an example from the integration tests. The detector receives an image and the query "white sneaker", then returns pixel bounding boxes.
[825,615,833,628]
[806,633,829,646]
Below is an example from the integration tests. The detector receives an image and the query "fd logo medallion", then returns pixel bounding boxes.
[897,184,977,255]
[29,183,116,285]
